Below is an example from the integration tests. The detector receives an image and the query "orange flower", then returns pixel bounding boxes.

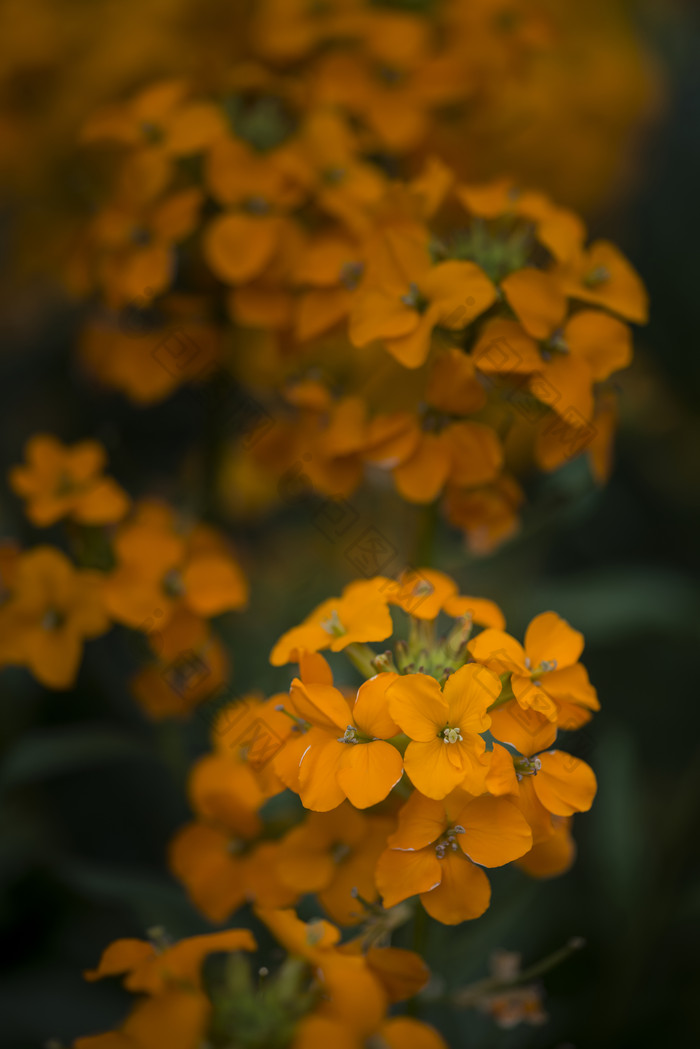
[81,79,225,158]
[270,578,392,666]
[425,346,487,416]
[170,820,295,923]
[445,474,524,556]
[312,11,466,153]
[2,547,109,688]
[77,927,256,1049]
[468,611,599,751]
[288,672,403,810]
[9,434,130,527]
[276,805,393,925]
[350,227,496,368]
[74,990,208,1049]
[295,109,387,234]
[473,311,632,425]
[203,132,307,287]
[557,240,648,324]
[392,420,503,504]
[84,927,256,994]
[376,788,532,924]
[517,816,576,878]
[79,303,221,406]
[383,566,505,629]
[387,664,498,798]
[256,908,389,1037]
[86,184,204,307]
[129,608,230,719]
[103,502,248,629]
[486,742,597,846]
[293,229,367,342]
[500,269,568,342]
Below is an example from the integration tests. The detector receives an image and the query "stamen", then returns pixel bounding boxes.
[320,609,346,637]
[514,755,542,781]
[274,705,308,730]
[400,281,422,309]
[442,726,463,744]
[331,841,351,863]
[584,265,610,287]
[340,260,363,290]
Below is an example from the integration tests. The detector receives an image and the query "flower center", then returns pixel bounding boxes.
[435,823,465,858]
[320,609,345,637]
[331,841,351,864]
[442,726,463,744]
[584,265,610,288]
[524,656,557,681]
[400,281,426,310]
[514,755,542,781]
[340,260,364,290]
[54,470,78,497]
[41,607,65,631]
[162,567,185,597]
[338,724,358,744]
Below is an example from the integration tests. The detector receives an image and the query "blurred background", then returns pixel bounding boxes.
[1,1,699,1047]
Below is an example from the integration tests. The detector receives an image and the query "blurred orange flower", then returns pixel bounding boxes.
[9,434,130,527]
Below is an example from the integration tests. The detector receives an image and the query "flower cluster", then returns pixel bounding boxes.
[2,0,659,287]
[69,570,596,1047]
[7,5,647,1045]
[65,2,650,553]
[1,434,247,699]
[167,569,597,934]
[73,912,446,1049]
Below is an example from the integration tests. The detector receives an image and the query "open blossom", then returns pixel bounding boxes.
[487,742,597,847]
[9,434,130,527]
[388,664,497,799]
[1,546,109,688]
[103,500,248,628]
[270,577,393,665]
[75,905,448,1049]
[349,227,497,368]
[383,566,505,627]
[275,805,394,925]
[289,671,404,810]
[468,611,599,751]
[76,927,256,1049]
[376,788,532,924]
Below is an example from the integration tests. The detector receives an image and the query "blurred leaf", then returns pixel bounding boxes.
[0,726,152,789]
[590,726,650,910]
[514,570,699,642]
[55,858,198,933]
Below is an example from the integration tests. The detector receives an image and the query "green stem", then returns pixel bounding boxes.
[413,502,439,569]
[344,643,379,679]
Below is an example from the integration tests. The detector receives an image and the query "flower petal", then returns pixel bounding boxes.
[388,674,447,742]
[376,846,442,909]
